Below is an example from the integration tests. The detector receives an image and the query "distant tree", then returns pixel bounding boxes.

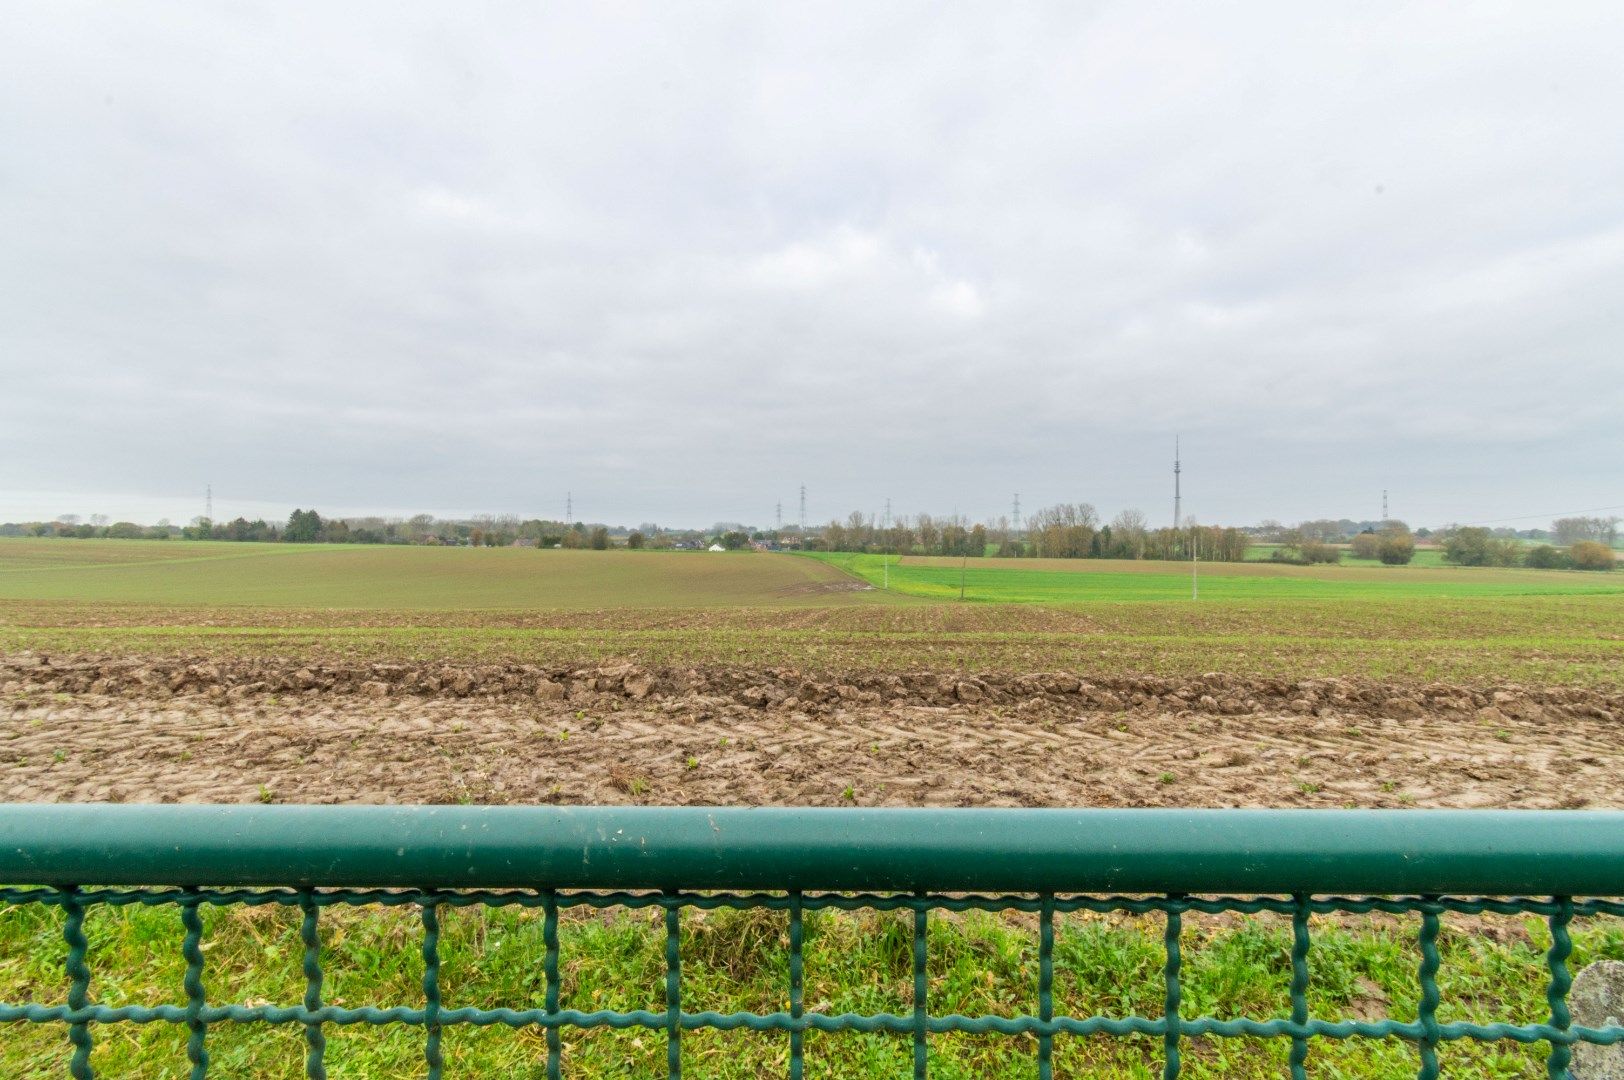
[1296,519,1346,543]
[626,531,645,549]
[590,526,610,550]
[468,527,484,547]
[1349,532,1380,560]
[1298,540,1341,564]
[1553,516,1620,547]
[1110,509,1149,558]
[106,522,144,540]
[1524,544,1570,570]
[284,509,324,543]
[1376,526,1415,565]
[720,530,748,550]
[1443,527,1521,567]
[1027,503,1098,558]
[1570,540,1616,572]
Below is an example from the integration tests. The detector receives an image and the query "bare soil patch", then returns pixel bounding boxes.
[3,654,1618,809]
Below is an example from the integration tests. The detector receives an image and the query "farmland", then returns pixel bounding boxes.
[1,538,1622,688]
[3,537,1622,1078]
[807,551,1624,603]
[0,539,874,610]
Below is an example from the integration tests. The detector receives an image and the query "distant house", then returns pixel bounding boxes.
[708,543,726,552]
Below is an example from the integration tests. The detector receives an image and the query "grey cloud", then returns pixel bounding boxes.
[2,1,1622,529]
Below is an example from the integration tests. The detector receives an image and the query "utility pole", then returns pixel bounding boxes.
[1012,493,1021,534]
[775,501,782,530]
[798,484,806,531]
[1382,489,1389,523]
[566,492,572,526]
[959,551,968,601]
[883,497,891,530]
[1192,540,1199,600]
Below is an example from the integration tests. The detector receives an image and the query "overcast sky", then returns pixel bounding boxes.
[3,2,1622,530]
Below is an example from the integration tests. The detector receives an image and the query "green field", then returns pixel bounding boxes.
[807,552,1622,603]
[2,539,1622,688]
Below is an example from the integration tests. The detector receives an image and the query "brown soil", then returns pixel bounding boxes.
[3,654,1619,808]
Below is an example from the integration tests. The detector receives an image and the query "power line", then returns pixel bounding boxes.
[1449,502,1624,528]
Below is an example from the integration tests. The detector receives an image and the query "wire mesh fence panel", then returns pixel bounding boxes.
[0,806,1621,1077]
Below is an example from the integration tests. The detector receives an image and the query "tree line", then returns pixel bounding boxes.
[808,504,1251,562]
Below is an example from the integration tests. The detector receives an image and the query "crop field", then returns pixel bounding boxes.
[0,539,875,610]
[807,552,1624,603]
[1246,544,1454,568]
[2,539,1622,688]
[2,537,1622,1077]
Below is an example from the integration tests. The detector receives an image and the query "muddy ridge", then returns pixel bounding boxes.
[4,652,1618,724]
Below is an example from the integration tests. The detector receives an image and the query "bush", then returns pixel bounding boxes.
[1299,540,1341,564]
[1349,532,1380,560]
[1523,544,1570,570]
[1443,527,1522,567]
[1376,528,1415,565]
[1569,541,1616,572]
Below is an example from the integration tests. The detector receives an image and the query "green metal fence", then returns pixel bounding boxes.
[0,806,1621,1079]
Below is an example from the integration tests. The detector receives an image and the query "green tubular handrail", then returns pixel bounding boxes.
[0,805,1621,1080]
[1,805,1622,894]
